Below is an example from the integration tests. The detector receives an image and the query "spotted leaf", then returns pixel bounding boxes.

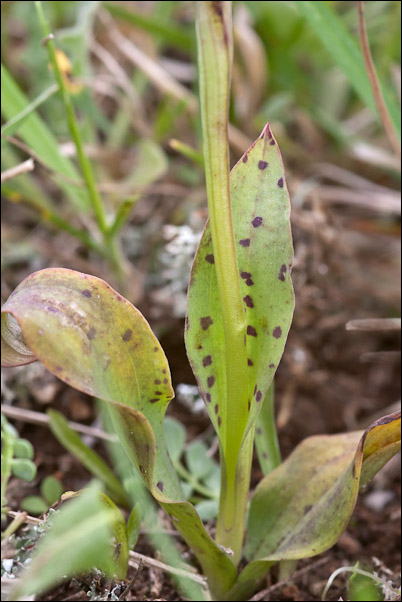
[1,268,236,599]
[185,123,294,452]
[225,412,401,601]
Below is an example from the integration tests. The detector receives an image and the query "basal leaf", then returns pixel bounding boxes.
[48,409,129,507]
[1,268,236,599]
[226,412,401,601]
[185,123,294,453]
[12,483,116,601]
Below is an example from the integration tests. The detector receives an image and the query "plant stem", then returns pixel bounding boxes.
[196,0,250,564]
[34,1,125,277]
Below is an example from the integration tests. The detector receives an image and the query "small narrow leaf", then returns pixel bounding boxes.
[12,484,115,600]
[255,383,281,475]
[48,409,129,507]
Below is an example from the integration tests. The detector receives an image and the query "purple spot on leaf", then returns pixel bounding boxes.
[205,254,215,264]
[239,239,250,247]
[157,481,164,492]
[241,271,252,280]
[258,160,268,170]
[122,329,133,342]
[247,325,257,337]
[269,363,275,369]
[257,427,262,435]
[243,295,254,308]
[200,316,213,330]
[207,376,215,388]
[256,390,263,402]
[242,154,248,163]
[206,393,211,403]
[278,177,284,188]
[87,327,96,340]
[269,140,275,146]
[218,416,222,427]
[214,404,219,414]
[273,326,282,339]
[82,289,92,298]
[278,264,287,281]
[203,355,212,367]
[245,278,254,286]
[155,391,163,396]
[252,217,263,228]
[154,379,161,385]
[248,358,253,366]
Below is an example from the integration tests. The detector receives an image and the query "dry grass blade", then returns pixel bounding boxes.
[0,404,116,442]
[99,9,251,154]
[360,351,401,364]
[357,1,401,160]
[1,158,35,183]
[314,184,401,214]
[128,551,207,586]
[346,318,401,332]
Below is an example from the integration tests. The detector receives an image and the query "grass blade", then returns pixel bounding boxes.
[296,1,401,140]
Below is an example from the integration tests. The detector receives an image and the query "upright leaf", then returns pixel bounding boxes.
[1,268,236,599]
[186,122,294,458]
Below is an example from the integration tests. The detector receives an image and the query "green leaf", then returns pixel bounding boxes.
[185,441,216,481]
[226,412,401,601]
[99,492,129,579]
[103,1,194,53]
[40,476,63,506]
[296,1,401,140]
[195,499,219,521]
[20,495,49,516]
[13,438,34,460]
[164,416,186,463]
[1,268,236,599]
[255,383,281,475]
[0,64,90,211]
[127,503,142,550]
[48,408,129,507]
[186,123,294,459]
[12,483,116,600]
[11,458,37,482]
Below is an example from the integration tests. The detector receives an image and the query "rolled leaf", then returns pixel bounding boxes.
[1,268,236,599]
[226,412,401,601]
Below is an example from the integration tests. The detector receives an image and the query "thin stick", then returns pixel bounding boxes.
[1,404,116,442]
[322,565,401,601]
[250,558,329,601]
[7,510,42,525]
[1,159,35,183]
[357,1,401,159]
[346,318,401,332]
[128,550,207,586]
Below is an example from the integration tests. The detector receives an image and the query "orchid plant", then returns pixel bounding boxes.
[1,3,400,601]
